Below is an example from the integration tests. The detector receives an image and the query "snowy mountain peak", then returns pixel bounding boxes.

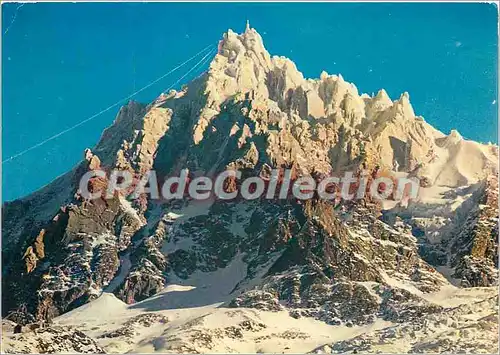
[2,24,499,354]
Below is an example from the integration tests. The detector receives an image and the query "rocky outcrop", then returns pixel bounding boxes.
[2,325,106,354]
[450,176,498,286]
[98,313,168,340]
[2,189,145,321]
[313,296,499,354]
[403,175,499,288]
[227,199,445,326]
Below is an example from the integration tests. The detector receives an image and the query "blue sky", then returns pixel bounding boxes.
[2,2,498,201]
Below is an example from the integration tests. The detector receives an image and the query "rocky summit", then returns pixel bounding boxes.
[2,25,498,354]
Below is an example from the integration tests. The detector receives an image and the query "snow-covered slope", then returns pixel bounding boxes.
[3,281,496,353]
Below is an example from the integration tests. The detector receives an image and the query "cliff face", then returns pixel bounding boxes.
[2,25,498,353]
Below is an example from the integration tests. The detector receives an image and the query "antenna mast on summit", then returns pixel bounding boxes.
[246,20,250,31]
